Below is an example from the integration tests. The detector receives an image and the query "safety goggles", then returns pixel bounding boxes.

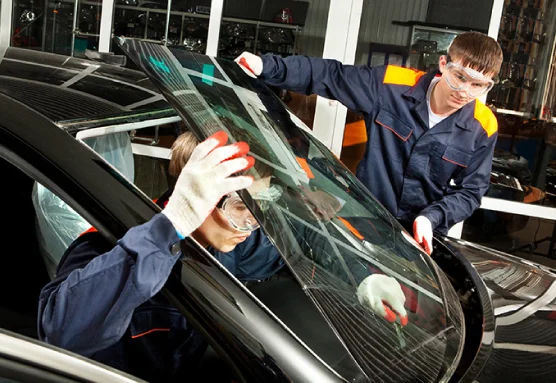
[218,185,283,232]
[444,61,495,98]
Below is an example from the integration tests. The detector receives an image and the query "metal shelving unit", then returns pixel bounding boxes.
[111,2,302,56]
[15,0,303,58]
[488,0,556,119]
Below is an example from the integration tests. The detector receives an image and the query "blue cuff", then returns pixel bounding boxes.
[144,213,182,247]
[419,208,443,231]
[261,54,277,79]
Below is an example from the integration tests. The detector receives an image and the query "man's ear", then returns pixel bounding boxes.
[438,55,448,73]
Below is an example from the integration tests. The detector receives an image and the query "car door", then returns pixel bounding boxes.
[0,330,144,383]
[0,91,339,382]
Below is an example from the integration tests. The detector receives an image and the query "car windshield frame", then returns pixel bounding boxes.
[116,38,466,382]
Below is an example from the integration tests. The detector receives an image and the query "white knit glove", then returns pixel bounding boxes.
[163,131,254,238]
[413,215,433,255]
[234,52,263,78]
[357,274,408,326]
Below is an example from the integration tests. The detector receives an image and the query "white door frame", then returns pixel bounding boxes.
[0,0,13,48]
[206,0,224,56]
[98,0,116,52]
[311,0,364,157]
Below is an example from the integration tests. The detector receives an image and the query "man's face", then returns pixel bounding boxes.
[192,177,271,252]
[437,55,495,111]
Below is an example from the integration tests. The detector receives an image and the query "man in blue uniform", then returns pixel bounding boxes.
[38,130,407,382]
[236,31,503,255]
[38,131,260,382]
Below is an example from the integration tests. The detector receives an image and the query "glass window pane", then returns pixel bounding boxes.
[489,0,556,113]
[11,0,46,50]
[118,40,466,382]
[112,0,210,50]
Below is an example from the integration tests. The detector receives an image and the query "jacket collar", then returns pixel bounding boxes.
[403,69,438,103]
[403,69,475,133]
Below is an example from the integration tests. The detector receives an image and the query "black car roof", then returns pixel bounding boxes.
[0,48,176,128]
[0,91,339,383]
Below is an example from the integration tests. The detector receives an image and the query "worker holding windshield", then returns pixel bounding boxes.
[38,130,408,382]
[236,31,502,256]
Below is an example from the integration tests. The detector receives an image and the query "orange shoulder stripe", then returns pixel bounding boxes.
[474,101,498,137]
[383,65,426,87]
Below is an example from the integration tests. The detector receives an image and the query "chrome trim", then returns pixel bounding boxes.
[0,332,142,382]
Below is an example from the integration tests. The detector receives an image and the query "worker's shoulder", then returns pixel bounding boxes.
[472,100,498,138]
[381,65,426,87]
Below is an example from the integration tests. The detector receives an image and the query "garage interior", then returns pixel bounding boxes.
[2,0,556,292]
[2,0,556,300]
[1,0,556,381]
[5,0,556,245]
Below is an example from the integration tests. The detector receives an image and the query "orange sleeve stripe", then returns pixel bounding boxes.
[337,216,364,240]
[80,226,98,236]
[474,101,498,137]
[296,157,315,179]
[383,65,426,87]
[131,328,170,339]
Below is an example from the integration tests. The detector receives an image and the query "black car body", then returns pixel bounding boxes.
[0,44,554,383]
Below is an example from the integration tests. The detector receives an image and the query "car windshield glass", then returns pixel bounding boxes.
[117,39,465,382]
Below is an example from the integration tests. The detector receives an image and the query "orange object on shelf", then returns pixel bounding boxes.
[340,119,367,173]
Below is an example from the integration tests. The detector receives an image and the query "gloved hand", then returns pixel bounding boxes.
[413,216,433,255]
[357,274,408,326]
[234,52,263,78]
[163,131,254,238]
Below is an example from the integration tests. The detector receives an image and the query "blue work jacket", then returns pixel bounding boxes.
[261,56,498,234]
[37,213,283,383]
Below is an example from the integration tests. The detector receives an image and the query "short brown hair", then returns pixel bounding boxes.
[168,131,198,177]
[448,32,503,76]
[169,131,274,178]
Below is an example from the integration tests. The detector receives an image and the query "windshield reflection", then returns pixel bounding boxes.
[117,38,465,382]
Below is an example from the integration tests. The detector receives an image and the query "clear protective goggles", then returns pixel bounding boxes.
[219,185,283,232]
[444,61,495,98]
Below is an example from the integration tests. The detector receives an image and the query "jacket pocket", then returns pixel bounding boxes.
[375,109,414,142]
[442,145,472,168]
[431,145,472,185]
[128,305,191,373]
[130,305,184,339]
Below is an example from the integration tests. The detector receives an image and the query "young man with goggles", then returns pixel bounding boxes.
[443,58,495,98]
[236,31,502,257]
[39,127,415,382]
[38,131,285,383]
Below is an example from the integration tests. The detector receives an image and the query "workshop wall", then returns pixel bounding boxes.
[295,0,331,57]
[356,0,429,65]
[298,0,429,63]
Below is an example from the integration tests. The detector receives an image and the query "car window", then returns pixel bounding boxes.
[33,132,138,278]
[117,40,466,382]
[32,182,93,279]
[34,126,176,277]
[0,142,147,383]
[76,125,177,200]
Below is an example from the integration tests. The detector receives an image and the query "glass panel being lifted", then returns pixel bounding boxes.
[117,37,466,383]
